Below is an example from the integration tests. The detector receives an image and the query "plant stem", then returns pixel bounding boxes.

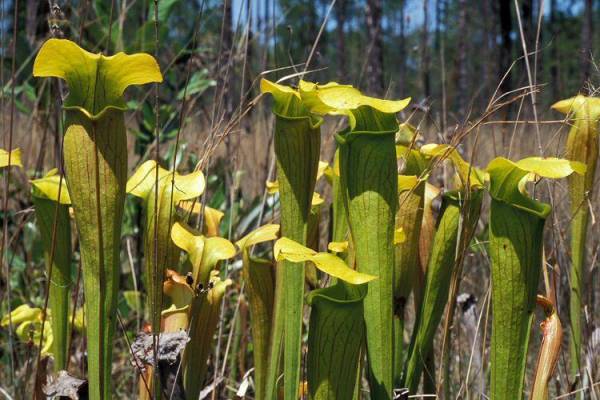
[31,197,72,371]
[266,115,320,400]
[339,131,397,399]
[63,110,127,400]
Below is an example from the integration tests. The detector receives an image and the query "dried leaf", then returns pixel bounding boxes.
[43,370,88,400]
[131,331,190,366]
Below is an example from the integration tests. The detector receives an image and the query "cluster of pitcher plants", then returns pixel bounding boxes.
[1,38,599,400]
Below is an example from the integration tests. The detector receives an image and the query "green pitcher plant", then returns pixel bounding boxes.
[402,144,484,392]
[266,161,329,287]
[487,156,584,400]
[236,223,280,400]
[127,160,205,332]
[273,237,376,398]
[30,169,72,370]
[260,78,323,399]
[551,95,600,376]
[170,221,236,399]
[33,38,162,399]
[393,144,428,385]
[306,282,366,400]
[300,80,410,399]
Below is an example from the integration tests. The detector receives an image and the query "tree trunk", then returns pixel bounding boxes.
[421,0,431,99]
[455,0,468,118]
[497,0,513,93]
[336,0,348,81]
[219,0,233,121]
[398,0,407,96]
[550,0,560,99]
[581,0,593,87]
[365,0,384,94]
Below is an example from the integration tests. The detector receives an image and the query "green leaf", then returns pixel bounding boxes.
[307,283,366,399]
[486,157,583,218]
[299,80,410,130]
[403,190,482,392]
[31,188,73,370]
[33,39,162,120]
[127,160,205,333]
[148,0,181,22]
[487,156,580,400]
[177,69,216,100]
[306,82,406,398]
[274,237,377,284]
[237,224,280,400]
[552,95,600,376]
[183,271,232,399]
[261,85,322,400]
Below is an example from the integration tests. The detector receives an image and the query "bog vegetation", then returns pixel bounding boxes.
[1,1,599,400]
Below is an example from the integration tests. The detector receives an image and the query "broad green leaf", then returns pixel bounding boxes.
[261,78,319,121]
[184,271,232,399]
[515,157,586,179]
[261,82,322,400]
[274,237,376,284]
[31,182,73,370]
[177,69,216,100]
[238,224,279,400]
[33,39,162,119]
[552,95,600,375]
[403,190,483,391]
[306,283,366,399]
[128,160,205,340]
[299,80,410,130]
[486,157,583,218]
[487,156,580,400]
[31,168,71,204]
[0,148,22,168]
[148,0,180,22]
[329,88,399,398]
[266,161,329,204]
[32,38,160,398]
